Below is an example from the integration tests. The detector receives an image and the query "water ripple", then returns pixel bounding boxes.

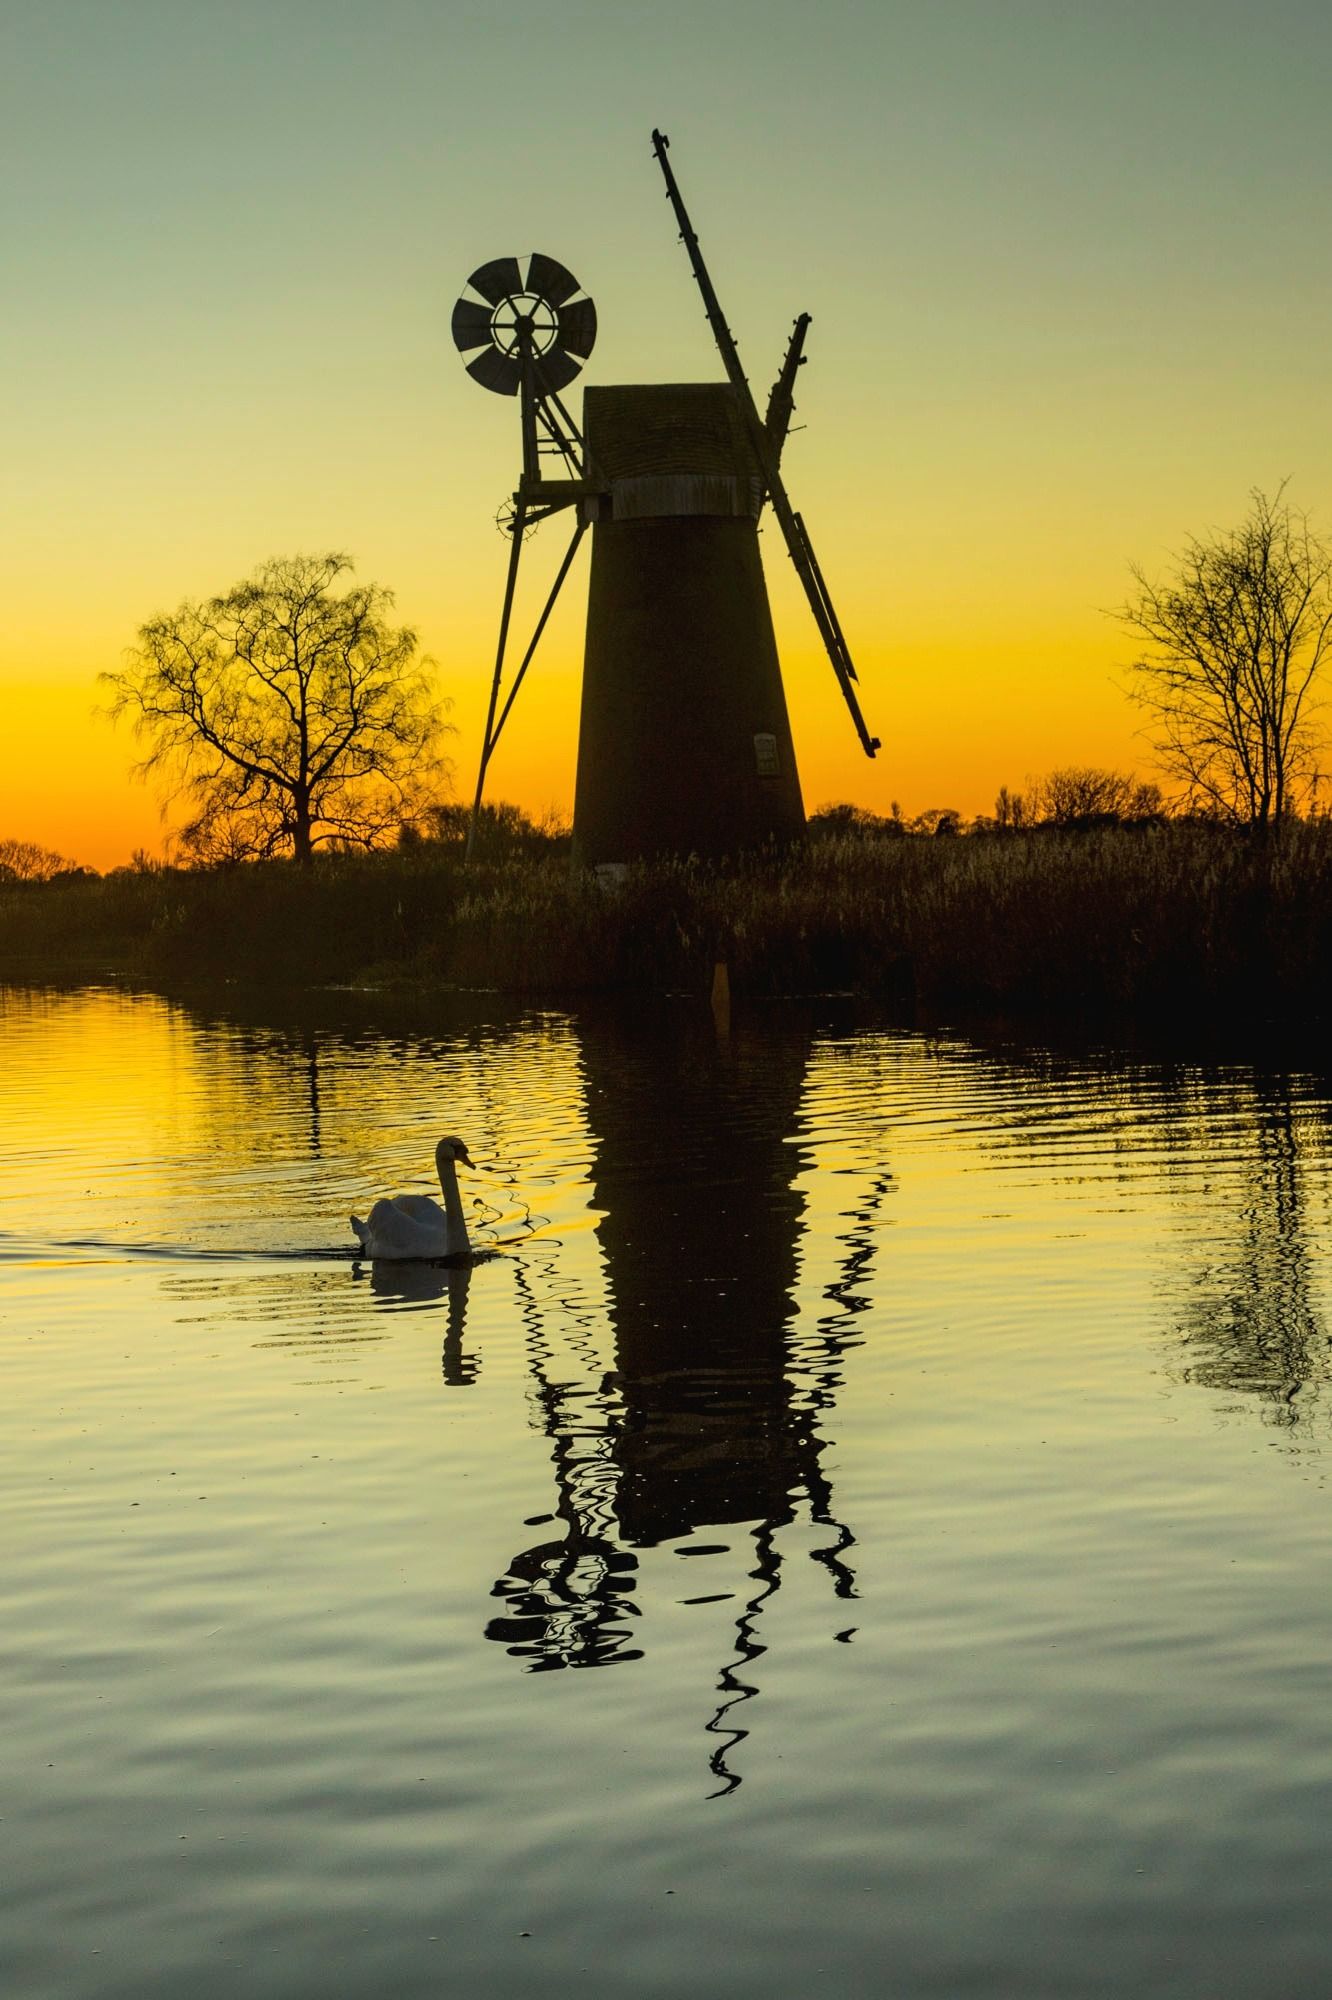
[5,986,1332,1998]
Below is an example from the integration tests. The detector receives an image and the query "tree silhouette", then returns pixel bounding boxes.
[104,553,451,863]
[1121,488,1332,825]
[0,838,79,882]
[991,768,1161,829]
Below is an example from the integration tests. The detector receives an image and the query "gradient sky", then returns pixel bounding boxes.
[3,0,1329,867]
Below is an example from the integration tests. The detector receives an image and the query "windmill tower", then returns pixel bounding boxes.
[450,132,878,863]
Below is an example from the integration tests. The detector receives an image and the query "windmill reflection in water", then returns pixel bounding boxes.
[481,1015,888,1797]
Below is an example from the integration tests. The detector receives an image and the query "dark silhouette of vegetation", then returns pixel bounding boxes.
[807,803,905,841]
[7,819,1332,1031]
[1121,488,1332,825]
[813,769,1160,839]
[907,805,964,837]
[102,553,450,864]
[1165,1074,1327,1429]
[988,767,1162,830]
[409,800,571,860]
[808,801,965,838]
[0,838,86,882]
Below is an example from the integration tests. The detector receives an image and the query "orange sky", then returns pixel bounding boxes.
[5,2,1329,870]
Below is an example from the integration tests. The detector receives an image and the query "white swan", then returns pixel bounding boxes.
[351,1136,474,1261]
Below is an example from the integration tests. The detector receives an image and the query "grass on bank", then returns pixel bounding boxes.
[2,821,1331,1024]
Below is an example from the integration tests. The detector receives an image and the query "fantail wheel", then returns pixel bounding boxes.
[450,253,597,397]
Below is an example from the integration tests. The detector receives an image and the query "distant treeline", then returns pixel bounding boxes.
[0,764,1178,890]
[4,808,1332,1029]
[812,765,1164,838]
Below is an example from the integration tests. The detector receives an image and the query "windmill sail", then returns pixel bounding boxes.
[650,130,880,758]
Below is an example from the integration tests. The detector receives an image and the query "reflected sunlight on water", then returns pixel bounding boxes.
[3,983,1332,1999]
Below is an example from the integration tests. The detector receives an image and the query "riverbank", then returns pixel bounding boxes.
[2,823,1329,1024]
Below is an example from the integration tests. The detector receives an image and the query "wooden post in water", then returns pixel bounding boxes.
[710,960,732,1037]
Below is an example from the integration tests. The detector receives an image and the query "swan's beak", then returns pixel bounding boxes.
[454,1142,474,1168]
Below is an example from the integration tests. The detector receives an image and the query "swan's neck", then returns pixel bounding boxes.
[436,1152,470,1254]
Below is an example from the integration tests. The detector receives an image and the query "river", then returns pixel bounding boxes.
[3,981,1331,1997]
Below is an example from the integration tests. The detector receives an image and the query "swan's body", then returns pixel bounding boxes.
[351,1136,474,1261]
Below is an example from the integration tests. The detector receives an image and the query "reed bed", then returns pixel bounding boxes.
[3,823,1330,1023]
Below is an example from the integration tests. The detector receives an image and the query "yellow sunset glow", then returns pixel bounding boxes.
[5,3,1329,868]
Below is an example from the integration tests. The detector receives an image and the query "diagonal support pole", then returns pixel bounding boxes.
[467,497,527,861]
[488,520,588,757]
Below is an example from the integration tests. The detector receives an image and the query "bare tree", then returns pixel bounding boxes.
[1121,489,1332,825]
[805,802,904,841]
[1031,767,1161,825]
[992,784,1029,830]
[908,805,963,837]
[0,838,77,881]
[418,800,570,857]
[103,553,451,864]
[989,770,1160,830]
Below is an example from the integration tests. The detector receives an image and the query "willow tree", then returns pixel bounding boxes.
[104,553,450,863]
[1121,489,1332,825]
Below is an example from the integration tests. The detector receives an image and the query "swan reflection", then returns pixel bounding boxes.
[366,1257,478,1383]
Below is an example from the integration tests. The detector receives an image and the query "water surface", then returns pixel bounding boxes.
[3,983,1332,1998]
